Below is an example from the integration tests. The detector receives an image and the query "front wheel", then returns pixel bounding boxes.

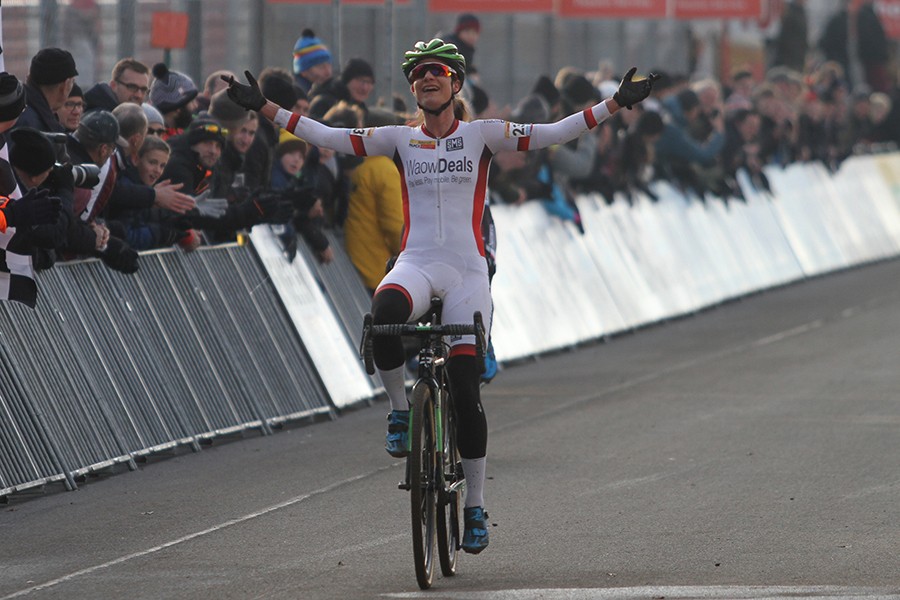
[437,389,462,576]
[409,383,437,590]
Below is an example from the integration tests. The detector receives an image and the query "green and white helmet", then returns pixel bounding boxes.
[401,38,467,85]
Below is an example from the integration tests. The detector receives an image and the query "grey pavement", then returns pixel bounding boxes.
[3,259,900,600]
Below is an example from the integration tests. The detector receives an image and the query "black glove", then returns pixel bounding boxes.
[100,237,139,274]
[253,192,294,224]
[47,163,75,193]
[221,70,266,112]
[3,187,61,228]
[613,67,661,110]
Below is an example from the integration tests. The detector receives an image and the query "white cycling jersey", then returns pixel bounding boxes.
[273,103,612,343]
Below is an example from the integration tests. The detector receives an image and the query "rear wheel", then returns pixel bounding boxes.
[409,383,437,590]
[437,388,462,576]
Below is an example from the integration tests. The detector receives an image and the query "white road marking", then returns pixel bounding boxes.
[383,585,900,599]
[0,466,396,600]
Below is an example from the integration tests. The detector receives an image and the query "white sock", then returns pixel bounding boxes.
[462,457,486,508]
[379,365,408,412]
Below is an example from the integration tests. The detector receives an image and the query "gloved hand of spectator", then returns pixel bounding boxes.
[252,192,294,224]
[613,68,660,110]
[221,70,267,112]
[100,237,139,274]
[194,192,229,218]
[2,187,61,229]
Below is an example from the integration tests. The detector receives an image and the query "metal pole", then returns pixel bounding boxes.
[118,0,136,59]
[186,0,203,90]
[332,0,342,72]
[386,0,394,110]
[40,0,59,48]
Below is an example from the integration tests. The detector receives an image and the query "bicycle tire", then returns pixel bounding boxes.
[409,383,437,590]
[436,386,462,576]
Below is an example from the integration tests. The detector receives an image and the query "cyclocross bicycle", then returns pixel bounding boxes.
[360,301,486,590]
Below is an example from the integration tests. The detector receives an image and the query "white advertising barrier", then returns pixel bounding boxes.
[249,227,374,408]
[490,154,900,363]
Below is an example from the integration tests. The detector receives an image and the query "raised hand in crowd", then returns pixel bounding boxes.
[90,221,110,251]
[152,179,196,214]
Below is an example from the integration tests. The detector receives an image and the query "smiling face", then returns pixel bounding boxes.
[229,118,259,154]
[137,148,169,186]
[409,61,460,110]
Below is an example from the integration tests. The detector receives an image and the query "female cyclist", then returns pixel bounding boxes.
[222,40,658,555]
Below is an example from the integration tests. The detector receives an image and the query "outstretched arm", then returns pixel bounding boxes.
[486,68,660,152]
[221,71,396,157]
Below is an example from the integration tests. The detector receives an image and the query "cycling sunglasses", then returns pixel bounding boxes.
[408,62,456,83]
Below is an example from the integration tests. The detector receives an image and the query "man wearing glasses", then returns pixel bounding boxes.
[84,58,151,113]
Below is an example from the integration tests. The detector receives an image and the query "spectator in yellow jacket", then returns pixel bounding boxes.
[344,108,405,293]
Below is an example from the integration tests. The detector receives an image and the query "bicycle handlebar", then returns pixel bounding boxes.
[360,312,486,376]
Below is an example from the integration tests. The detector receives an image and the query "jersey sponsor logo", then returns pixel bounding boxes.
[505,122,533,138]
[406,156,474,176]
[445,136,464,151]
[349,127,374,137]
[409,138,437,150]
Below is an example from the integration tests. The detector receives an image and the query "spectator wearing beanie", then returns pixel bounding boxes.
[149,62,199,134]
[142,103,167,137]
[440,13,480,75]
[18,48,79,133]
[56,82,85,133]
[293,29,333,93]
[7,127,72,271]
[161,117,226,196]
[0,72,27,131]
[531,75,561,118]
[341,58,375,107]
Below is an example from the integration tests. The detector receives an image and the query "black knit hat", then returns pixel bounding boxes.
[561,75,600,107]
[29,48,79,85]
[186,117,226,147]
[149,62,199,114]
[340,58,374,84]
[0,72,27,123]
[531,75,560,108]
[69,82,84,98]
[261,76,297,110]
[9,128,57,176]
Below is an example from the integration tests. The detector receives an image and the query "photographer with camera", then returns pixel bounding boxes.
[6,127,94,270]
[63,110,139,274]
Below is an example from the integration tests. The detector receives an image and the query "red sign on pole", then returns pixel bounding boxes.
[150,12,189,49]
[673,0,762,19]
[556,0,667,18]
[430,0,554,12]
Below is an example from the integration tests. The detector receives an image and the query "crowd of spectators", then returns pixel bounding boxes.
[2,3,900,292]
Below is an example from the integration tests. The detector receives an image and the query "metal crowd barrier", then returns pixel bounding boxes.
[5,153,900,502]
[0,244,333,500]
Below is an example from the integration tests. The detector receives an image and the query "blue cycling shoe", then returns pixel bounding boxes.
[481,339,498,384]
[462,506,490,554]
[385,410,410,458]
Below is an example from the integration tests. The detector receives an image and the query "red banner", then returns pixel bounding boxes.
[150,12,189,49]
[674,0,762,18]
[267,0,410,4]
[557,0,667,17]
[873,0,900,39]
[430,0,553,12]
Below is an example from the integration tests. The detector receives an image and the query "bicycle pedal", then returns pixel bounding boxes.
[398,481,410,491]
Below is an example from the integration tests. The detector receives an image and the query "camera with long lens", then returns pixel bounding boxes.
[44,132,102,189]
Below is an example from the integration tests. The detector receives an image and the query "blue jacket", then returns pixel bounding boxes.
[655,95,724,168]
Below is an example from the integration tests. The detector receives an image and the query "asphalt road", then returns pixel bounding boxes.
[3,259,900,600]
